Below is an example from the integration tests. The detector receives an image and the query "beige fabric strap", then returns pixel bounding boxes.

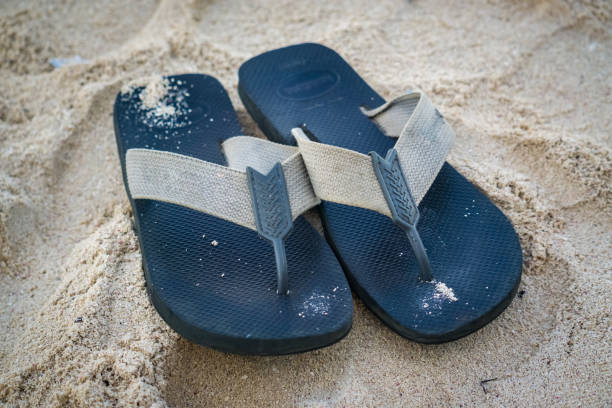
[125,137,319,232]
[293,90,455,218]
[222,136,298,173]
[361,92,420,137]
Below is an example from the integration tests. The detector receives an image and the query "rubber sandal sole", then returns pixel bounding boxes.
[114,73,353,354]
[238,44,523,343]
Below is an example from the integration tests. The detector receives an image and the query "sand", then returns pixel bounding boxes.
[0,0,610,406]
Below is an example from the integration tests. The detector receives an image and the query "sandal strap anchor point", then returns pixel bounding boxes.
[247,162,294,294]
[370,148,434,282]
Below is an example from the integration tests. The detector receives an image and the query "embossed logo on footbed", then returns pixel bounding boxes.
[278,70,339,100]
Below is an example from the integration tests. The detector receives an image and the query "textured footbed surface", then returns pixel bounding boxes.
[238,44,523,343]
[113,74,353,355]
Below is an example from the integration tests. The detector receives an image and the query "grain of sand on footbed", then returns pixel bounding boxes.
[0,0,610,406]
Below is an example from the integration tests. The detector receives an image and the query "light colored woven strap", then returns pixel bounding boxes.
[292,90,455,218]
[222,136,298,173]
[125,137,319,231]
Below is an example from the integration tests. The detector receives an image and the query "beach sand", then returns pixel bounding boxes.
[0,0,610,406]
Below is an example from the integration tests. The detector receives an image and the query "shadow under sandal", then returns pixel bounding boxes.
[238,44,523,343]
[113,74,352,355]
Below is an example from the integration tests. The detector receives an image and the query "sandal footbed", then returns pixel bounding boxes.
[238,44,522,343]
[114,74,353,354]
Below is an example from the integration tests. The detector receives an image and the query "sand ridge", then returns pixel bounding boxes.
[0,0,610,406]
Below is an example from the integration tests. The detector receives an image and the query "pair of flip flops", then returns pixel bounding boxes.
[114,43,522,355]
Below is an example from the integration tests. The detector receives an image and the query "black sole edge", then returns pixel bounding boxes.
[142,258,353,356]
[238,83,289,145]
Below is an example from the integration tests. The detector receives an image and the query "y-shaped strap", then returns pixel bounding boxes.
[125,137,318,294]
[292,90,455,281]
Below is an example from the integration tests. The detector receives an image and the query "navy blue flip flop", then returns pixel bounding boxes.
[113,74,352,354]
[238,44,523,343]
